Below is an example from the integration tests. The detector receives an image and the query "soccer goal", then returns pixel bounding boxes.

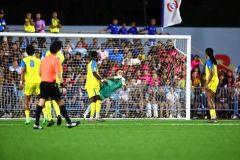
[0,32,191,120]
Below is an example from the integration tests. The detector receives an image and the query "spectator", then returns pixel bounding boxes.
[139,19,158,46]
[99,18,119,34]
[64,37,75,50]
[149,73,160,87]
[122,51,134,66]
[49,11,61,42]
[99,18,119,45]
[191,54,202,71]
[118,22,128,42]
[166,87,181,118]
[97,44,108,64]
[9,60,21,74]
[34,13,46,48]
[139,70,151,85]
[24,13,35,44]
[108,47,124,64]
[128,21,139,35]
[145,87,158,118]
[73,41,87,56]
[0,10,7,32]
[79,38,90,50]
[0,49,4,61]
[89,38,100,49]
[118,83,130,117]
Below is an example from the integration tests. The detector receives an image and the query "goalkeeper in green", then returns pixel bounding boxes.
[83,69,126,120]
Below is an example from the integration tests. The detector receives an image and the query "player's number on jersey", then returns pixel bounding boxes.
[30,60,34,67]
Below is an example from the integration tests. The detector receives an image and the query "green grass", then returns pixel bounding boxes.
[0,119,240,160]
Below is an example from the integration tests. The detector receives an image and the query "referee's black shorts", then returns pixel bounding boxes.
[40,81,62,101]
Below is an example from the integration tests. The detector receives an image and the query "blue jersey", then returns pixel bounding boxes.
[119,27,128,34]
[107,24,118,34]
[128,27,138,35]
[109,53,124,64]
[144,25,157,35]
[0,18,6,32]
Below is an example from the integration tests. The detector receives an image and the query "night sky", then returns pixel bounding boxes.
[1,0,240,27]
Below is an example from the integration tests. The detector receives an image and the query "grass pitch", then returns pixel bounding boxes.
[0,119,239,160]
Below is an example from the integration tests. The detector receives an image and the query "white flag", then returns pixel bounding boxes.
[162,0,182,27]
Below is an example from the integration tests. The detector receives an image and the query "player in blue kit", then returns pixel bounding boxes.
[139,19,158,46]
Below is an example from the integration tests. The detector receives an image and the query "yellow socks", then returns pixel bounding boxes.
[210,109,216,119]
[96,100,102,118]
[90,102,96,118]
[25,110,30,119]
[42,107,48,118]
[45,101,52,121]
[52,100,60,116]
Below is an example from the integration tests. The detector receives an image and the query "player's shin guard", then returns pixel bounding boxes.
[153,104,158,118]
[45,101,52,121]
[96,100,102,119]
[35,106,43,126]
[146,103,152,118]
[90,102,96,119]
[52,100,61,116]
[60,105,71,124]
[25,110,30,119]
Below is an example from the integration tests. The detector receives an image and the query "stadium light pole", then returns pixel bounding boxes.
[143,0,148,26]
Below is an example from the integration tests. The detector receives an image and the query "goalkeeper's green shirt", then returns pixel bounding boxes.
[100,78,123,99]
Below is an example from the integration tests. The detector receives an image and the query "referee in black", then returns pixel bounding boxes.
[33,43,80,129]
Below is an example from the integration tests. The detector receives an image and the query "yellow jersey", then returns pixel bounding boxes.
[49,19,60,33]
[205,59,219,92]
[85,60,100,89]
[24,19,35,32]
[21,56,41,84]
[45,50,64,84]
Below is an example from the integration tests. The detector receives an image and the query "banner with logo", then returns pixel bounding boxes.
[161,0,182,27]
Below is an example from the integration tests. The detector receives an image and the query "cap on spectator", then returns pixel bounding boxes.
[0,10,4,14]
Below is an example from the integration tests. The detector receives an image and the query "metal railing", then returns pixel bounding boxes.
[0,85,239,118]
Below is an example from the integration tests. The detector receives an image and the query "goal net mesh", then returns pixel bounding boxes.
[0,33,190,119]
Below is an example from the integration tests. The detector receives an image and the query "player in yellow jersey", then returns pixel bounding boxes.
[204,48,219,123]
[85,51,105,122]
[44,41,64,126]
[19,45,48,125]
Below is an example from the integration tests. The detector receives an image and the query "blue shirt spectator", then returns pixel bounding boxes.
[99,19,119,34]
[139,19,158,44]
[109,48,124,64]
[119,23,128,34]
[0,10,6,32]
[119,22,128,42]
[128,22,139,35]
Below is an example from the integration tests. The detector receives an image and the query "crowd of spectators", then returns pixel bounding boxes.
[191,55,240,119]
[0,34,188,118]
[0,10,239,119]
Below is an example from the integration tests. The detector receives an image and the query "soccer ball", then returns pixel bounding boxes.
[132,59,140,65]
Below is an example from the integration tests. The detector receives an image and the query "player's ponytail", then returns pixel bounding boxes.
[205,48,217,65]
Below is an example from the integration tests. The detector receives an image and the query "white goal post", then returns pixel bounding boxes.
[0,32,191,119]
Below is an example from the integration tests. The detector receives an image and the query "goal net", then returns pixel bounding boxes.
[0,32,191,119]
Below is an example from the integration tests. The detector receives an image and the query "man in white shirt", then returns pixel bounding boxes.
[9,60,21,74]
[166,87,182,118]
[122,51,134,66]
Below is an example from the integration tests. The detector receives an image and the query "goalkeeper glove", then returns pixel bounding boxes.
[114,75,122,79]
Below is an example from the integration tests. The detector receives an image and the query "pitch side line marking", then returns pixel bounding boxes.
[0,123,239,127]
